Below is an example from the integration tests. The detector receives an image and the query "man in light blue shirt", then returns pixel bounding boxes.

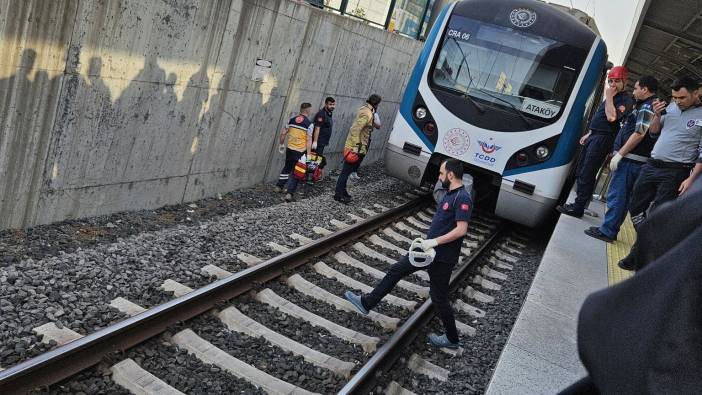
[627,76,702,228]
[619,76,702,271]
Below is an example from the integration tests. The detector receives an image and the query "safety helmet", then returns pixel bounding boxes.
[408,238,436,267]
[608,66,628,81]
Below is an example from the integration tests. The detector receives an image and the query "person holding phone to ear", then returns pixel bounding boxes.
[585,76,659,243]
[557,66,634,218]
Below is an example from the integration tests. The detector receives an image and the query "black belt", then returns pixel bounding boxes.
[590,130,614,136]
[648,158,694,170]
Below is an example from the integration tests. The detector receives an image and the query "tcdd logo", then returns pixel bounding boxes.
[474,152,497,164]
[478,140,502,154]
[475,140,502,166]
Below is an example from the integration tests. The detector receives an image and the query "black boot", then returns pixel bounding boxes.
[556,203,584,218]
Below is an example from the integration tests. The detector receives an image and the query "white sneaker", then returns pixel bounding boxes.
[349,172,360,180]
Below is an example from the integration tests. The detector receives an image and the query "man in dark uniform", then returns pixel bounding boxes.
[557,66,633,218]
[311,97,335,156]
[584,76,659,242]
[345,159,472,349]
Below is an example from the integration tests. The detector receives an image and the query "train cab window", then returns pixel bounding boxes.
[430,14,588,132]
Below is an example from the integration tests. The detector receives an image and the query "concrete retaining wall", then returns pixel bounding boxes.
[0,0,422,230]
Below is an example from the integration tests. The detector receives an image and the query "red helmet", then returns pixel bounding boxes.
[608,66,628,80]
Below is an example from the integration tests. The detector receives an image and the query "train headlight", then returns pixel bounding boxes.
[535,146,550,161]
[415,107,428,120]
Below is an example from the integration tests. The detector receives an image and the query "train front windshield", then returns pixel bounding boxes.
[431,15,587,130]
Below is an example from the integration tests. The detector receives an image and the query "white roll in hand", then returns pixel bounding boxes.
[278,144,286,154]
[420,238,438,251]
[409,238,436,267]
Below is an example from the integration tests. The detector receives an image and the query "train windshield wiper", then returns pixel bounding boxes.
[446,37,533,126]
[448,38,485,114]
[475,88,533,128]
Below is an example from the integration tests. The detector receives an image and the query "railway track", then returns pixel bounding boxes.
[0,191,526,394]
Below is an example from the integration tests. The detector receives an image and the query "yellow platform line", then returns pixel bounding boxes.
[606,215,636,285]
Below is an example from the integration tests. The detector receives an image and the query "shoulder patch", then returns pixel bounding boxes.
[317,117,324,122]
[295,115,304,123]
[617,105,626,113]
[460,203,470,211]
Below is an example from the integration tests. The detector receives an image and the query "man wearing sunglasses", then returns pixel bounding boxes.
[557,66,634,218]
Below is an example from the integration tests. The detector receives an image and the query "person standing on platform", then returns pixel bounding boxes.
[349,111,381,180]
[311,97,335,156]
[626,75,702,227]
[584,76,659,243]
[617,76,702,271]
[345,159,472,349]
[275,103,314,202]
[334,94,381,203]
[557,66,633,218]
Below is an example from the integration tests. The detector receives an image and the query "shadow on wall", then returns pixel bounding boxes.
[0,48,58,227]
[0,47,290,224]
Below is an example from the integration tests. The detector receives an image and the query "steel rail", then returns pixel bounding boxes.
[0,194,431,394]
[338,224,503,395]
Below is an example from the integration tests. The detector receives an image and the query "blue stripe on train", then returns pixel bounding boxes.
[398,4,452,153]
[503,39,607,177]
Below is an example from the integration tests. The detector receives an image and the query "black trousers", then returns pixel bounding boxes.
[628,162,689,226]
[277,148,304,188]
[573,134,614,211]
[361,255,459,343]
[334,155,364,198]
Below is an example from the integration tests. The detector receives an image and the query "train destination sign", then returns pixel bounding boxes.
[520,98,560,119]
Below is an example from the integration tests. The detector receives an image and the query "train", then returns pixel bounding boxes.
[385,0,609,226]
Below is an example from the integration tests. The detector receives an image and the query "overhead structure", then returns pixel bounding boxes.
[622,0,702,96]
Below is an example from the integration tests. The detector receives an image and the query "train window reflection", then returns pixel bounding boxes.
[431,15,582,121]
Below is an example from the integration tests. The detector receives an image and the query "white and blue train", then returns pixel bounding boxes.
[385,0,609,226]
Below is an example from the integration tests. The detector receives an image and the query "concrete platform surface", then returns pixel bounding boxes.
[486,197,608,395]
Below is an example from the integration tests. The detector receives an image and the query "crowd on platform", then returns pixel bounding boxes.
[556,68,701,271]
[556,67,702,394]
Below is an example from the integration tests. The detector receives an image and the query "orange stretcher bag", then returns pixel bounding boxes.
[343,148,360,164]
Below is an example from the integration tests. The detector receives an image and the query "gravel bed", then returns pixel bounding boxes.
[376,230,546,394]
[0,162,419,370]
[34,363,128,395]
[346,249,430,287]
[188,314,346,393]
[322,256,421,302]
[0,166,387,263]
[235,294,368,364]
[265,278,392,339]
[40,334,267,394]
[295,266,409,320]
[363,236,405,261]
